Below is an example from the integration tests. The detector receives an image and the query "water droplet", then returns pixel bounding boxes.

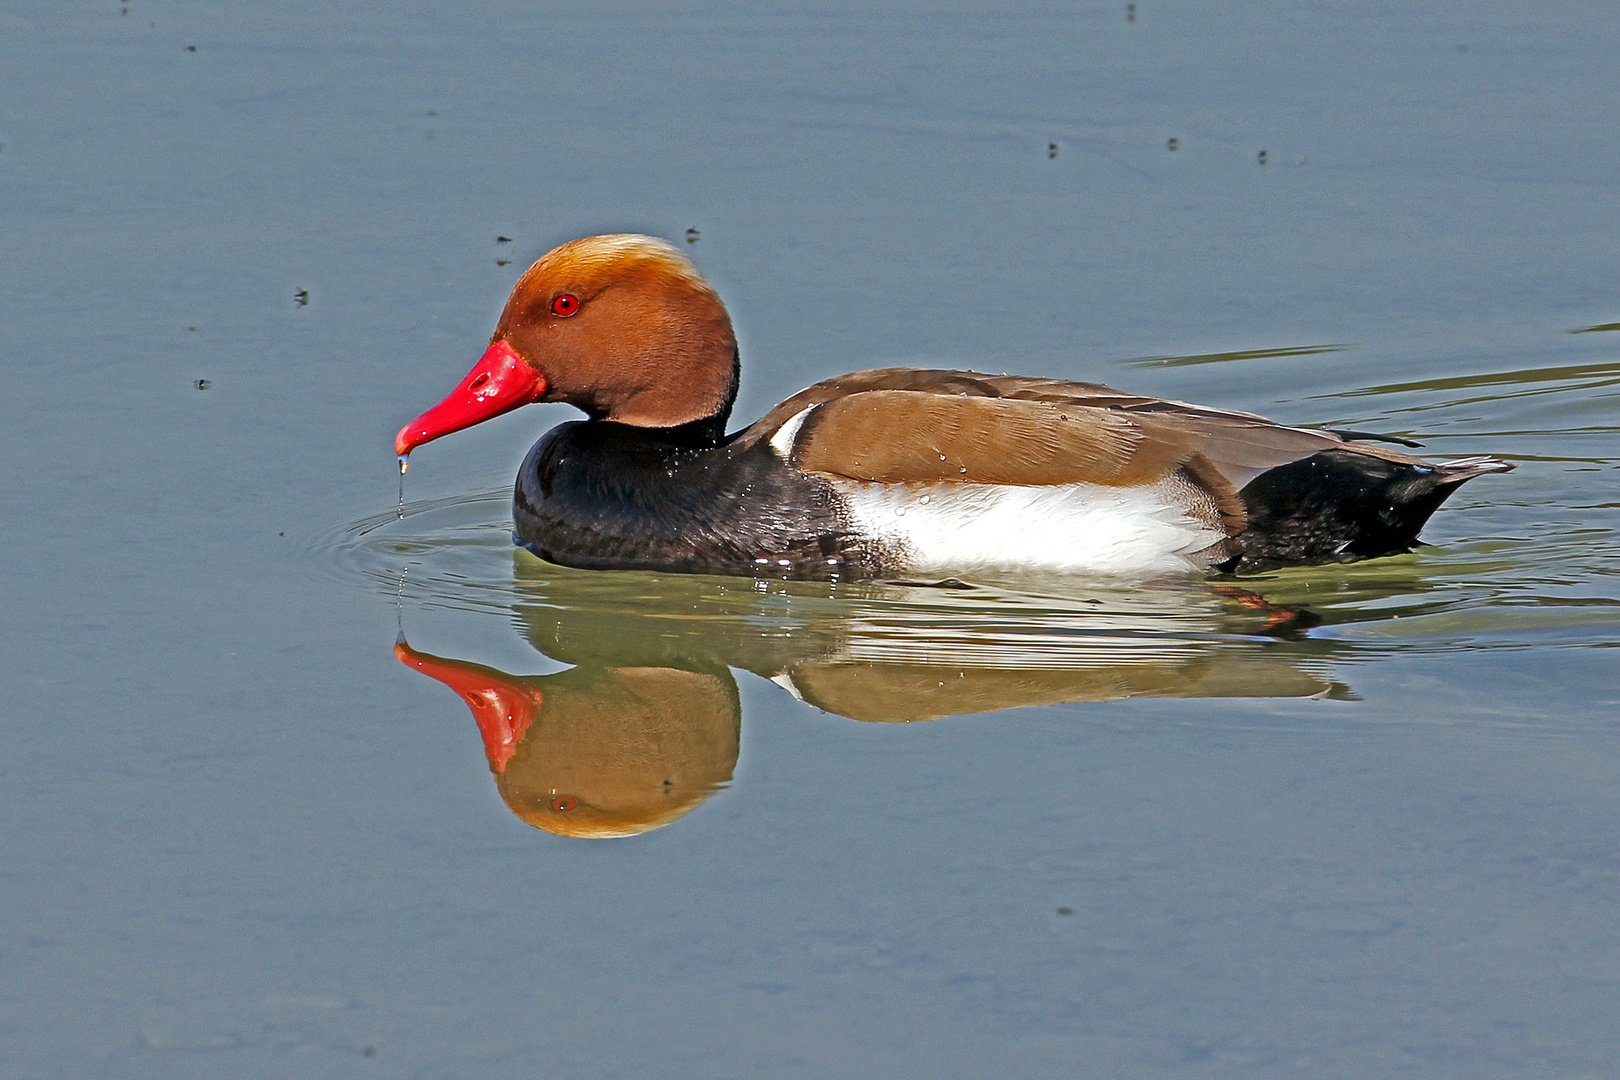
[919,494,931,504]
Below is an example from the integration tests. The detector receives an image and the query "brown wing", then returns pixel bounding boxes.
[787,391,1167,485]
[745,367,1295,440]
[738,369,1378,537]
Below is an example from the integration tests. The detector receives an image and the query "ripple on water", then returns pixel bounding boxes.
[312,488,518,614]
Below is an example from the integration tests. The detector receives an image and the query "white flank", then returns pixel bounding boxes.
[768,405,816,460]
[833,479,1224,577]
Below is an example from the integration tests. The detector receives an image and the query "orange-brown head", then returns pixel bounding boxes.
[395,234,739,457]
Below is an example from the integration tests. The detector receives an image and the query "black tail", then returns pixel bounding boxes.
[1220,450,1513,574]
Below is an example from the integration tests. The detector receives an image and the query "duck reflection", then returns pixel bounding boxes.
[397,560,1345,837]
[395,644,737,838]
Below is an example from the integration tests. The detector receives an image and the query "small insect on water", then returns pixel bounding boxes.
[294,289,309,306]
[686,228,700,244]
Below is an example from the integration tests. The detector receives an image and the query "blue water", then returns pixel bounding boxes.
[2,2,1618,1077]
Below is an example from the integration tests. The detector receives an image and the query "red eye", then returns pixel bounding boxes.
[550,796,578,812]
[551,293,579,317]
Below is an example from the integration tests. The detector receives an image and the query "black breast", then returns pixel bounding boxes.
[513,420,889,580]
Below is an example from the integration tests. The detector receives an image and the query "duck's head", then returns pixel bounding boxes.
[395,234,739,457]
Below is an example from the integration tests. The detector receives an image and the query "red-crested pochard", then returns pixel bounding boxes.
[395,234,1512,580]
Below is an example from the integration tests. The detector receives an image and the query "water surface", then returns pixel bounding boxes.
[3,2,1619,1077]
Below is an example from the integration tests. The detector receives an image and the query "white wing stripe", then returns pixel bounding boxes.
[768,404,817,460]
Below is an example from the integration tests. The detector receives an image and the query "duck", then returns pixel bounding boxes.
[395,234,1513,581]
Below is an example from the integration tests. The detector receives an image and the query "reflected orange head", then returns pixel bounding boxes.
[494,666,739,838]
[397,641,740,839]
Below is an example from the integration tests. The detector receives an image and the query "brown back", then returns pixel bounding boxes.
[738,368,1386,537]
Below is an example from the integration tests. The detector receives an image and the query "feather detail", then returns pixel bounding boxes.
[790,392,1143,485]
[741,369,1356,543]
